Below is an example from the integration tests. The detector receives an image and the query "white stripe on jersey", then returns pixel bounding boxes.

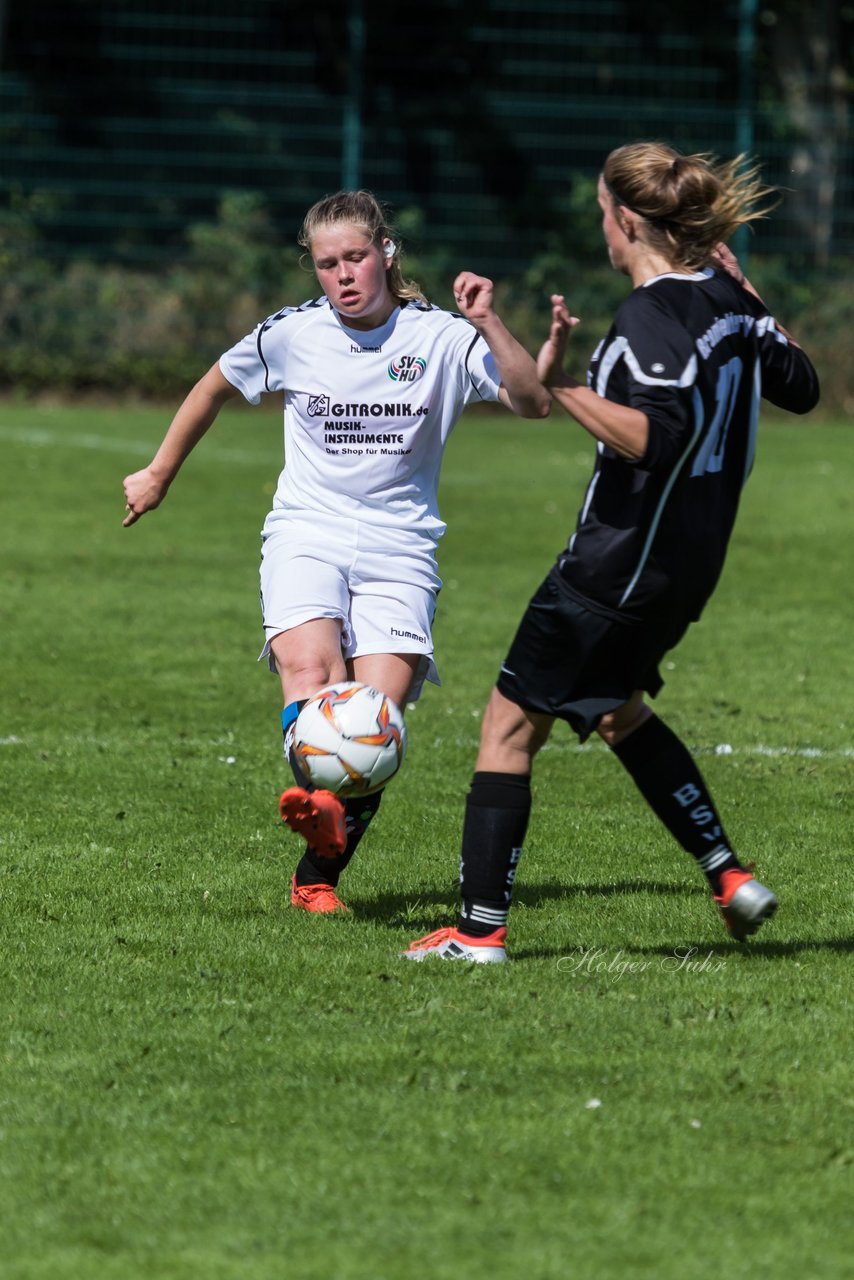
[641,269,711,286]
[591,332,701,607]
[595,334,697,392]
[568,463,602,555]
[755,313,790,346]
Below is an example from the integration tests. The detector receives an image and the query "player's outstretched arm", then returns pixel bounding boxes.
[453,271,551,419]
[122,364,239,527]
[537,294,580,387]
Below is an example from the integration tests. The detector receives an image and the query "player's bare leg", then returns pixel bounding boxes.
[275,640,420,910]
[594,689,652,747]
[405,688,553,960]
[269,617,348,705]
[474,686,554,774]
[270,619,349,897]
[350,651,420,710]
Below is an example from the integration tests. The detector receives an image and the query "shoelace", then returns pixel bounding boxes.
[300,883,343,907]
[411,927,455,949]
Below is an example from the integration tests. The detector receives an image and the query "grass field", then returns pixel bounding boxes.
[1,398,852,1279]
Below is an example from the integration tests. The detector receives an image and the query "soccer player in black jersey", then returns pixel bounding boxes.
[404,141,820,962]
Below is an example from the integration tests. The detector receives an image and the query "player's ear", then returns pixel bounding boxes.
[617,207,637,240]
[382,238,396,264]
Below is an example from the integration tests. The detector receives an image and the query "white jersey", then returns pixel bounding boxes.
[219,297,502,542]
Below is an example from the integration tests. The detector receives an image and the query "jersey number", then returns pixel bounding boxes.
[691,357,743,478]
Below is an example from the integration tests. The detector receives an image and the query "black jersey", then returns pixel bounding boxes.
[559,268,819,622]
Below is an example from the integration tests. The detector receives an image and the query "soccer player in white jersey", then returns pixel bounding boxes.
[123,190,550,913]
[404,142,819,963]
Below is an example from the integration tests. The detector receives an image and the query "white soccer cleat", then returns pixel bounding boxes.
[401,926,507,963]
[714,868,778,941]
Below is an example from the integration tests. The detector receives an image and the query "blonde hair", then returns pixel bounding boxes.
[603,141,778,271]
[298,190,427,305]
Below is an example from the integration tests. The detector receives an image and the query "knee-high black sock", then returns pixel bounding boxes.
[295,789,384,888]
[458,771,531,938]
[610,714,742,893]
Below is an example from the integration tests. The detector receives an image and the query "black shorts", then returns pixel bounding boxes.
[496,563,691,742]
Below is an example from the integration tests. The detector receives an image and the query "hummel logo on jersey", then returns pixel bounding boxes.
[308,394,330,416]
[388,355,426,382]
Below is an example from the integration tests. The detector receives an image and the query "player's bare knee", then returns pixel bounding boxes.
[596,697,651,748]
[480,692,550,766]
[292,664,338,695]
[526,719,552,756]
[271,647,339,699]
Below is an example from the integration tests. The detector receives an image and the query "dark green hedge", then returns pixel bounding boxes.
[2,189,849,414]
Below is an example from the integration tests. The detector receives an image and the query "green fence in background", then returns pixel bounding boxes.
[1,0,851,273]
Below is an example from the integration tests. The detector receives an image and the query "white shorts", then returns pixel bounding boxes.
[259,512,442,700]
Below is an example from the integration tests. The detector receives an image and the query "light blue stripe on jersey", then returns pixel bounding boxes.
[744,359,762,486]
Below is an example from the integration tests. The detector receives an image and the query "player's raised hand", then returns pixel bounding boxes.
[537,294,580,387]
[122,466,168,527]
[452,271,496,324]
[710,241,766,306]
[710,242,745,284]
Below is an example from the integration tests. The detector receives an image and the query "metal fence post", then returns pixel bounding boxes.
[342,0,365,191]
[733,0,758,265]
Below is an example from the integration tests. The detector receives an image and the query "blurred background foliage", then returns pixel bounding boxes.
[0,0,851,410]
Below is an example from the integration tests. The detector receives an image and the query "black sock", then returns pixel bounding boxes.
[295,789,384,888]
[458,771,531,937]
[610,714,742,894]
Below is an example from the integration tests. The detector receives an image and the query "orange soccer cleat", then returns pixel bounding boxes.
[279,786,347,857]
[290,875,349,914]
[401,925,507,964]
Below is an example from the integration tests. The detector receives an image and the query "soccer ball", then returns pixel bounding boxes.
[291,682,407,797]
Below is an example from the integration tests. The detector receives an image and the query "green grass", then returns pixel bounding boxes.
[1,399,853,1279]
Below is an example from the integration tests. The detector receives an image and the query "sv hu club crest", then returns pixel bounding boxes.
[388,355,427,382]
